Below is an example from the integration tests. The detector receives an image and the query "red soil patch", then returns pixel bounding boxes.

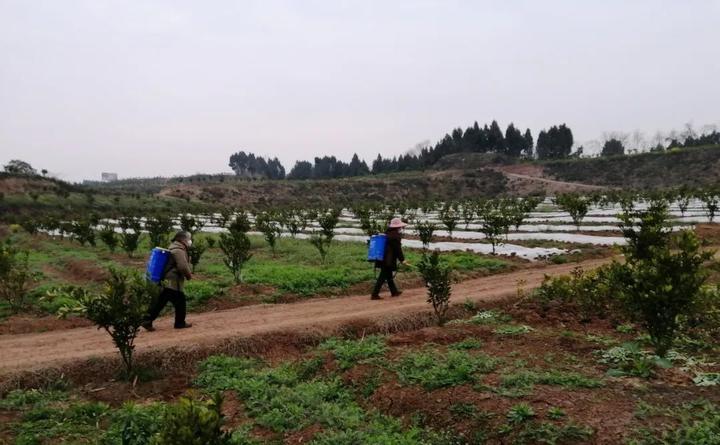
[0,315,92,335]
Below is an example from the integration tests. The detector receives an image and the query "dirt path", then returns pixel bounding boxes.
[0,258,610,375]
[503,172,606,192]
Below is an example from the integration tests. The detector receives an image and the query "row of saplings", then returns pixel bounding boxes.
[16,184,720,255]
[5,197,713,373]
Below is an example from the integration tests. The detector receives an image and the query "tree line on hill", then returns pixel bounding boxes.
[228,120,580,180]
[600,130,720,157]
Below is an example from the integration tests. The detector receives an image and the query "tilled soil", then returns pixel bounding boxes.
[0,258,610,376]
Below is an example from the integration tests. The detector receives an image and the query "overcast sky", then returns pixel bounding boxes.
[1,0,719,182]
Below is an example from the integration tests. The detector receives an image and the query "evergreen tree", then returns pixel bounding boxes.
[601,138,625,157]
[505,123,526,157]
[536,124,574,159]
[287,160,313,180]
[523,129,534,157]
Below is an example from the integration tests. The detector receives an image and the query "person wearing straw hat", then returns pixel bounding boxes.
[371,217,409,300]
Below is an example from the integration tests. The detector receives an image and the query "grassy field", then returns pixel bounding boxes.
[0,229,511,322]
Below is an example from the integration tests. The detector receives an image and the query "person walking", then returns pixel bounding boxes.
[142,231,194,331]
[371,218,409,300]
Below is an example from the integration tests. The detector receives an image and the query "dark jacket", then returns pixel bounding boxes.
[376,229,404,271]
[164,241,192,292]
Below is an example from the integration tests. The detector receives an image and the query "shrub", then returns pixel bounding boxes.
[478,200,512,253]
[534,266,615,320]
[72,220,96,246]
[554,193,590,230]
[319,335,387,370]
[439,203,459,238]
[188,238,207,272]
[254,211,282,255]
[219,231,253,284]
[119,217,143,258]
[40,285,92,315]
[417,251,453,326]
[101,402,165,445]
[698,189,720,222]
[72,268,158,377]
[145,215,174,248]
[310,234,331,263]
[0,241,35,313]
[227,211,252,234]
[179,214,205,235]
[612,228,712,357]
[98,224,118,252]
[151,395,231,445]
[415,220,436,249]
[307,208,340,263]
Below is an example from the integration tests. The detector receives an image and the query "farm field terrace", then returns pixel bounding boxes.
[0,228,516,333]
[1,297,718,444]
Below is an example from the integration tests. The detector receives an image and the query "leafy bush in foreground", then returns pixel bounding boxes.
[70,268,158,377]
[219,230,253,284]
[151,395,231,445]
[534,265,615,320]
[613,227,712,357]
[417,251,453,326]
[0,240,35,313]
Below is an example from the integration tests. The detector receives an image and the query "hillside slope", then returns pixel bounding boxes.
[543,145,720,188]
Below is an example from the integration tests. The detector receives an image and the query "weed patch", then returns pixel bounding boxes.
[319,335,387,370]
[493,324,534,336]
[500,369,604,390]
[394,349,498,390]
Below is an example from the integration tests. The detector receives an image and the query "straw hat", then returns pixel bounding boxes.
[388,217,408,229]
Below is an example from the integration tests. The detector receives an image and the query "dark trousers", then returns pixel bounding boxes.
[146,287,187,328]
[372,267,399,296]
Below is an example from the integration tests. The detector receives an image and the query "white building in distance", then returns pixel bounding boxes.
[101,172,118,182]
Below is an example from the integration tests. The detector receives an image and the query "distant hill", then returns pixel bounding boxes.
[542,145,720,189]
[4,146,720,216]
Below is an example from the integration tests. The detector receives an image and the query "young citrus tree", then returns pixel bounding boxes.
[219,230,253,284]
[478,201,510,254]
[119,217,142,258]
[417,251,453,326]
[0,241,35,313]
[255,211,282,255]
[98,224,118,253]
[188,238,207,272]
[439,203,460,238]
[145,215,174,248]
[311,208,341,262]
[415,220,436,250]
[71,220,96,246]
[612,204,713,357]
[554,193,590,231]
[71,268,157,377]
